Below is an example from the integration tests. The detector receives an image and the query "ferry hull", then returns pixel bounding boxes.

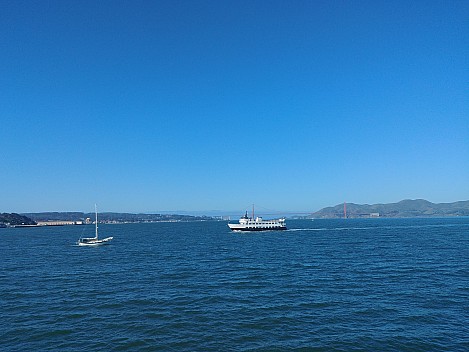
[230,227,287,232]
[228,224,287,231]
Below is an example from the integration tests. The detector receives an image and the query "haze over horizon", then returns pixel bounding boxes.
[1,1,468,213]
[13,198,469,217]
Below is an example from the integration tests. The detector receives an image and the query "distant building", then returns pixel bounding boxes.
[370,213,380,218]
[37,221,77,226]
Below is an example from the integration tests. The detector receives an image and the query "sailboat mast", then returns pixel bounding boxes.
[95,204,98,239]
[252,204,254,220]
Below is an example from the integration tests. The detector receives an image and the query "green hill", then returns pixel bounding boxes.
[311,199,469,218]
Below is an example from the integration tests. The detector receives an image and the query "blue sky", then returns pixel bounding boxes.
[1,0,468,213]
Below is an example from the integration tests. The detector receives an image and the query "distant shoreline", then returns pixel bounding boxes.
[3,218,223,228]
[2,199,469,227]
[4,215,469,229]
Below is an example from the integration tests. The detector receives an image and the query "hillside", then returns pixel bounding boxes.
[311,199,469,218]
[0,213,37,226]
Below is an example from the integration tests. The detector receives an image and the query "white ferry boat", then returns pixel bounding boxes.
[228,208,287,232]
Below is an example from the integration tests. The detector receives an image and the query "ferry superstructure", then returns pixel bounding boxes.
[228,208,287,232]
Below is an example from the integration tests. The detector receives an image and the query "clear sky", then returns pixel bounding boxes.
[1,0,468,213]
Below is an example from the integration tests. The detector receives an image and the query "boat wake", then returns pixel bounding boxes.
[287,223,469,232]
[287,228,329,232]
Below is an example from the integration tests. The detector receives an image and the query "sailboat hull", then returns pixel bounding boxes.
[77,236,113,246]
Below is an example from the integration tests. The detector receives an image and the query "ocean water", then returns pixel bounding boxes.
[1,218,468,351]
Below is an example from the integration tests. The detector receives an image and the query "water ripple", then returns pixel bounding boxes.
[1,218,468,351]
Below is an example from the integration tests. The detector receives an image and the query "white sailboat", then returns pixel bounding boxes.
[77,205,113,246]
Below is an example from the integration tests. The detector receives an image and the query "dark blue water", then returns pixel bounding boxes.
[1,218,468,351]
